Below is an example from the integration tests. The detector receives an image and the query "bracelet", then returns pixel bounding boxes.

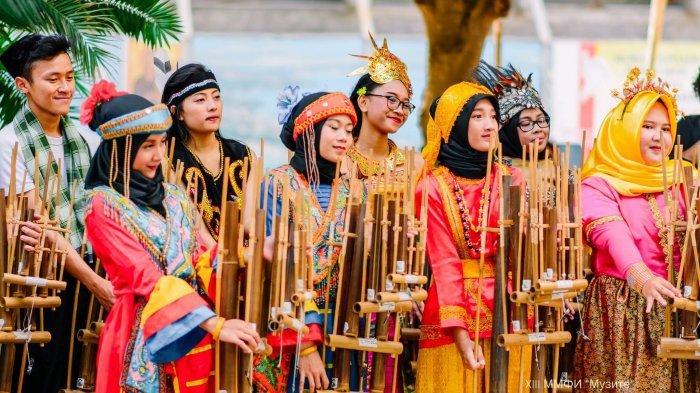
[212,317,226,341]
[300,345,317,357]
[627,263,655,293]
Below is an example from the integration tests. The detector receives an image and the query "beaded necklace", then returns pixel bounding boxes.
[447,170,489,252]
[184,135,224,181]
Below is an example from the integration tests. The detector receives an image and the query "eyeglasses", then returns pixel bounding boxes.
[517,117,550,133]
[365,94,416,115]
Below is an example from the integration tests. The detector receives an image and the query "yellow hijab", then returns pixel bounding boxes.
[422,81,493,170]
[581,90,686,196]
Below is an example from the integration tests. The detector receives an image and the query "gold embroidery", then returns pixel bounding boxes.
[99,104,172,139]
[419,324,444,341]
[228,160,245,205]
[439,305,467,322]
[584,215,623,243]
[645,194,680,268]
[462,258,495,279]
[464,278,493,335]
[433,166,486,258]
[185,166,220,237]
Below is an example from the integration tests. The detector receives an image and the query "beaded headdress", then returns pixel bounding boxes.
[473,60,543,125]
[81,80,172,140]
[611,66,680,116]
[348,33,413,96]
[277,85,357,184]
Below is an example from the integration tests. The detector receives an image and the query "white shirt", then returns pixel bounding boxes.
[0,121,101,194]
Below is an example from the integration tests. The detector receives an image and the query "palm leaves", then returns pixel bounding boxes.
[0,0,182,127]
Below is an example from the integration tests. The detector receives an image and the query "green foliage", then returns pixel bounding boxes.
[0,0,182,127]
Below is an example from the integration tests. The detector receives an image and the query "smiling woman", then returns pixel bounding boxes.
[253,88,357,393]
[77,82,261,393]
[347,34,423,181]
[574,68,697,393]
[639,101,673,165]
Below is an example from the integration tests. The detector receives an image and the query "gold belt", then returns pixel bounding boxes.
[462,258,495,279]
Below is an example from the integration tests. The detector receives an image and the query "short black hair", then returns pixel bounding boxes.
[694,66,700,100]
[0,34,71,80]
[349,73,382,138]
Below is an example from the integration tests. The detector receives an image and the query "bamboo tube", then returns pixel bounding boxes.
[277,314,309,335]
[90,321,104,336]
[671,297,700,313]
[1,273,67,290]
[215,158,232,393]
[76,329,99,344]
[498,331,571,347]
[533,279,588,295]
[0,343,16,393]
[386,273,427,285]
[353,301,412,314]
[658,337,700,351]
[1,296,61,308]
[0,330,51,344]
[0,189,7,294]
[530,291,578,304]
[290,290,317,305]
[400,327,421,340]
[657,348,700,360]
[325,334,403,355]
[490,151,510,393]
[375,289,427,303]
[644,0,668,70]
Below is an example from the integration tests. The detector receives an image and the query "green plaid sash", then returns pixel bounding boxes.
[13,105,92,249]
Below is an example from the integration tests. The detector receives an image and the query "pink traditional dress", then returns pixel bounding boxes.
[415,164,530,392]
[573,176,694,392]
[82,184,218,393]
[573,68,699,392]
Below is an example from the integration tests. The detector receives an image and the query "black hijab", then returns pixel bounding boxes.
[436,93,500,179]
[677,115,700,154]
[280,92,339,185]
[499,108,550,160]
[84,94,166,215]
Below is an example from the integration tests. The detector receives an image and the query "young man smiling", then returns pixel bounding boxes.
[0,34,114,392]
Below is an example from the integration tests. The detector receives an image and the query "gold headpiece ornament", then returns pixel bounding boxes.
[611,67,681,115]
[348,32,413,96]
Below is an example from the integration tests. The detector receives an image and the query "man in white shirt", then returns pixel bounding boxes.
[0,33,113,392]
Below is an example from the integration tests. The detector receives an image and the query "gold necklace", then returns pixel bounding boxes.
[184,136,224,180]
[347,139,406,177]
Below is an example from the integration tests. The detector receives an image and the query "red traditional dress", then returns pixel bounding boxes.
[82,184,218,393]
[415,164,529,393]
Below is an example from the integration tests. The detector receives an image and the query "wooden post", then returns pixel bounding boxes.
[645,0,668,71]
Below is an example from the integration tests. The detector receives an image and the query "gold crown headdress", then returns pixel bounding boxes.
[348,33,412,96]
[611,67,680,115]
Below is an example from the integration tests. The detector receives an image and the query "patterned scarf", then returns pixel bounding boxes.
[13,105,92,248]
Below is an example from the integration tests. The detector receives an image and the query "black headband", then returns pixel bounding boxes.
[162,66,219,107]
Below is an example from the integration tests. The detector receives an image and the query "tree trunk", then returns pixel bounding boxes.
[415,0,510,137]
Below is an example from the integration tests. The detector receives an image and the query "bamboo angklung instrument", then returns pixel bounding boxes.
[657,146,700,365]
[216,155,269,393]
[490,143,514,393]
[325,155,428,392]
[329,175,364,391]
[1,148,69,393]
[495,143,588,393]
